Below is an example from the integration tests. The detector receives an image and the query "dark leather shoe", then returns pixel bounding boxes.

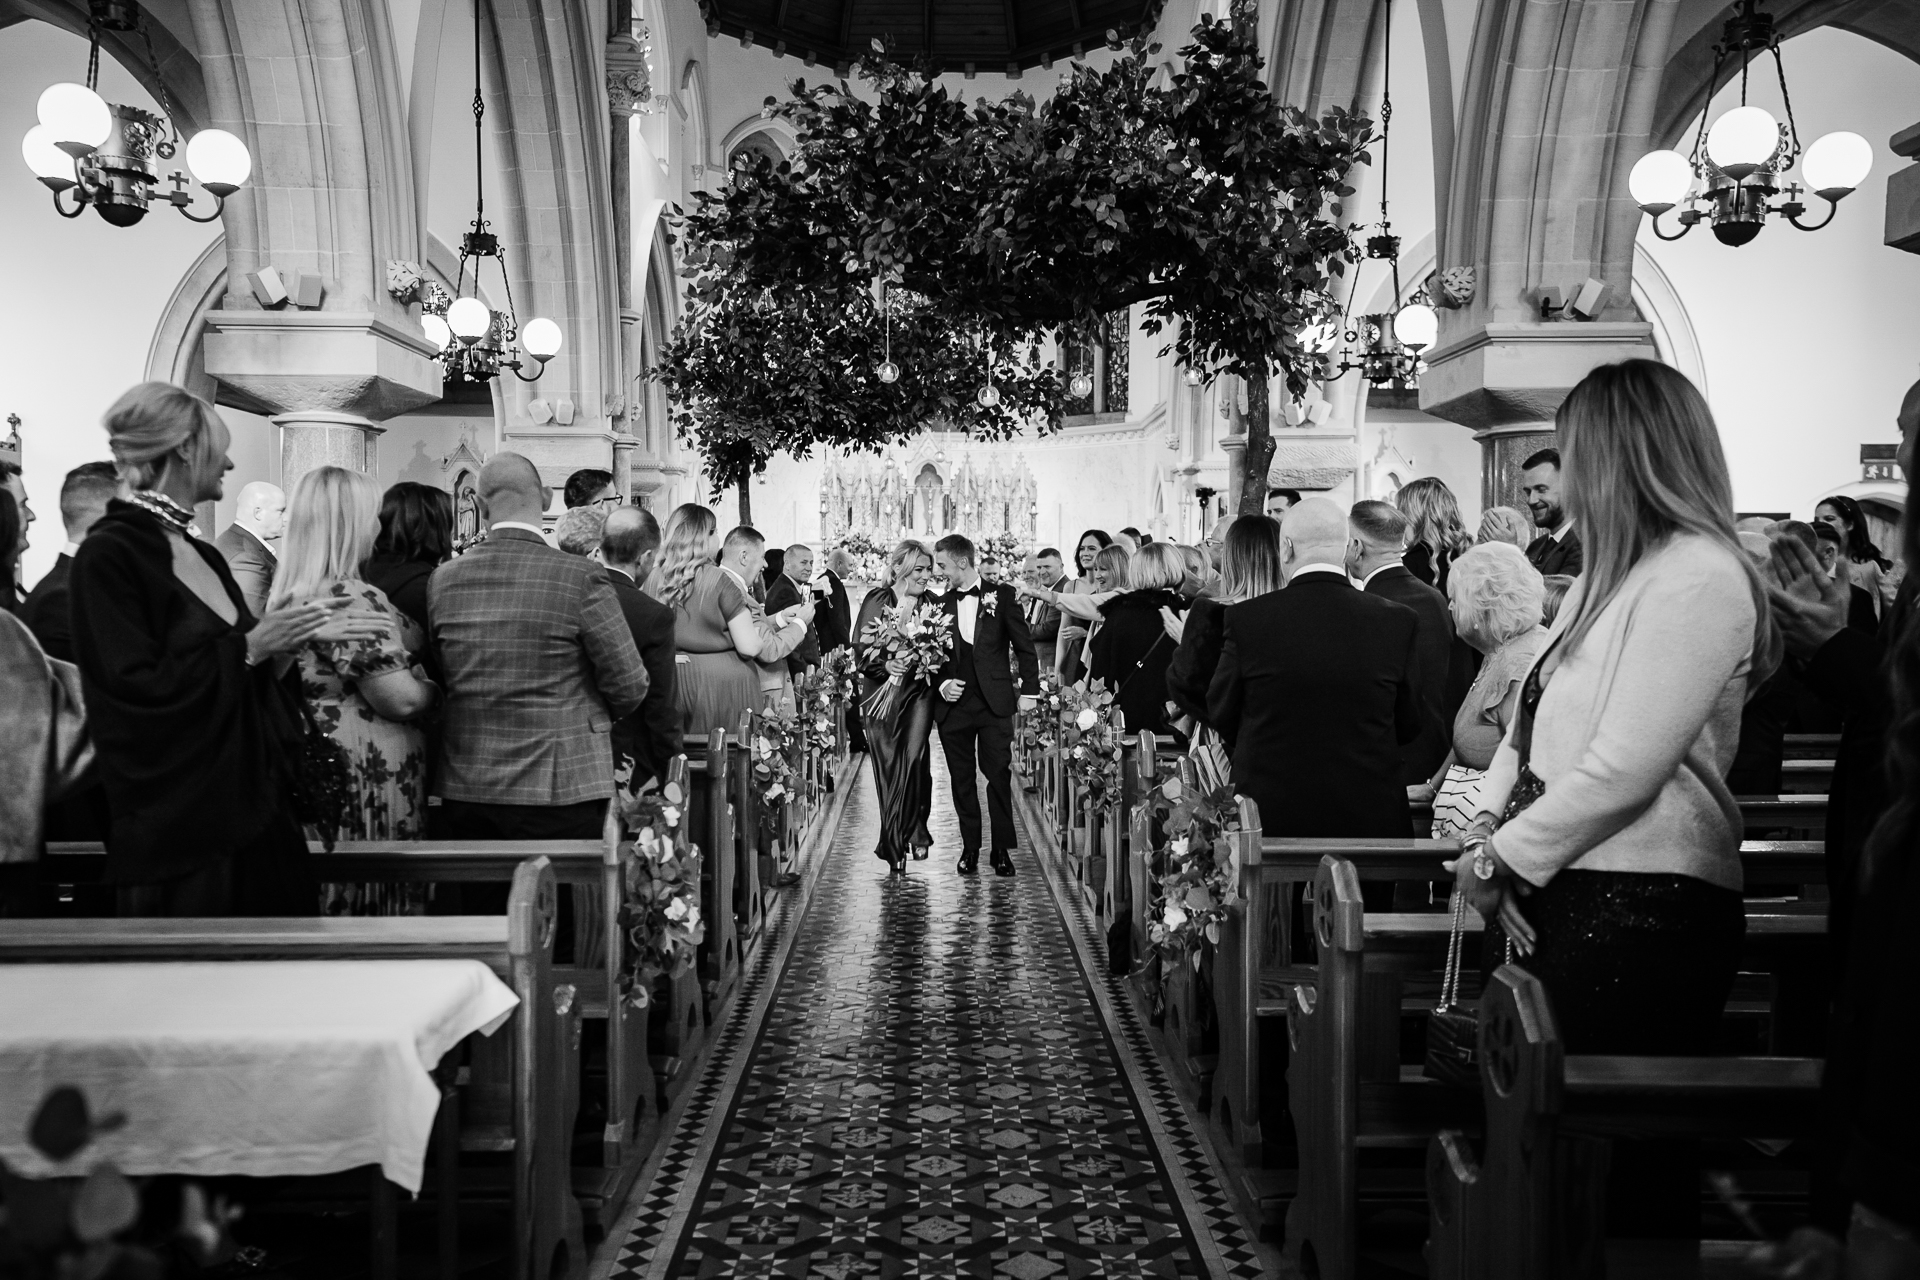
[957,851,979,876]
[991,849,1015,877]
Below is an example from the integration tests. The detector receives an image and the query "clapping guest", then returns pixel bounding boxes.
[1023,544,1128,679]
[1457,360,1777,1067]
[1050,528,1111,682]
[73,382,387,916]
[764,543,824,675]
[1815,494,1896,618]
[599,507,680,792]
[20,462,118,662]
[364,482,453,636]
[1024,546,1068,670]
[1476,505,1534,552]
[650,505,808,738]
[1167,515,1281,730]
[273,467,439,852]
[1089,543,1189,741]
[1396,477,1474,593]
[814,547,856,655]
[1809,520,1881,632]
[1412,542,1547,838]
[429,453,647,846]
[1175,544,1211,602]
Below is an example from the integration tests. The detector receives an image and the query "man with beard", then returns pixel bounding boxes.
[1519,448,1583,576]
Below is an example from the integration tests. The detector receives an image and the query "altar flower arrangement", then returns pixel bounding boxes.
[856,603,952,725]
[617,778,704,1009]
[1144,774,1245,971]
[1057,679,1123,816]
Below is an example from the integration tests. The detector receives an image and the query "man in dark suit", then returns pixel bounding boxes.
[20,462,118,663]
[1347,500,1454,785]
[815,548,855,654]
[1024,546,1067,671]
[1208,498,1422,837]
[764,543,823,674]
[599,506,680,792]
[213,480,285,620]
[932,533,1040,876]
[428,453,648,848]
[1519,448,1583,576]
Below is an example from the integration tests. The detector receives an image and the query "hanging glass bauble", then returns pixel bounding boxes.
[977,384,1001,407]
[1068,372,1093,399]
[876,360,899,384]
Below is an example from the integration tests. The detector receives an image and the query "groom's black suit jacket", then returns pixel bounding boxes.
[933,579,1040,721]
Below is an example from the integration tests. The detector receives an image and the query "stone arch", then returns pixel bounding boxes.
[1264,0,1384,114]
[145,236,229,403]
[723,118,796,166]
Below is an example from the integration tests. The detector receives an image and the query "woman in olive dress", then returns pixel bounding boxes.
[855,540,940,876]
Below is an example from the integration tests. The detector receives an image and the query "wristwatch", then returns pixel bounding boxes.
[1463,836,1498,880]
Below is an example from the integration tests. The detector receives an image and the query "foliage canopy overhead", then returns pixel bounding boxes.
[655,6,1374,497]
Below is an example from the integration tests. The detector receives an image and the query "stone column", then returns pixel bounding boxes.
[1220,433,1249,513]
[1476,423,1559,511]
[274,410,386,478]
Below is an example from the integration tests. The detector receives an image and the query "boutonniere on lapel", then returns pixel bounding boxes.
[980,590,999,619]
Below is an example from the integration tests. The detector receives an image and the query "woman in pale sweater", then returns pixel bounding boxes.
[1455,359,1779,1057]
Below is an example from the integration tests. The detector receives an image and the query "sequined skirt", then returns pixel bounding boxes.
[1517,868,1744,1055]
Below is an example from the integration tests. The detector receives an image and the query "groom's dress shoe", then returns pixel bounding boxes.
[991,849,1016,877]
[957,851,979,876]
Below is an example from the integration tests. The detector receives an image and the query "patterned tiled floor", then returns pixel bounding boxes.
[594,744,1260,1279]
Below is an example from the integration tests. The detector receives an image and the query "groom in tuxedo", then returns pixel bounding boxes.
[931,534,1040,876]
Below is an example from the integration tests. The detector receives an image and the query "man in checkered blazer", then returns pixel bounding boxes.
[428,453,648,845]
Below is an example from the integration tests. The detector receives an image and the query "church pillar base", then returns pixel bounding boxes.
[272,411,384,481]
[1475,423,1559,512]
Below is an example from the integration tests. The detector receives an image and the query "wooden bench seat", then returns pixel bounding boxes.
[0,858,577,1280]
[1427,965,1822,1280]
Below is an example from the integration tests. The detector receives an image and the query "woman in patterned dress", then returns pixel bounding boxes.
[271,468,440,908]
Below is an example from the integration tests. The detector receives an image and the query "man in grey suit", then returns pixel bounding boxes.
[213,480,285,620]
[428,453,648,845]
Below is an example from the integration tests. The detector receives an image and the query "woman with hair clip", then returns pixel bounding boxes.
[274,467,440,862]
[1395,476,1474,593]
[69,382,388,915]
[1814,493,1898,618]
[1449,359,1779,1235]
[854,541,940,874]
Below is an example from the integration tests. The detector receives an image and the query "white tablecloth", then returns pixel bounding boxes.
[0,960,519,1192]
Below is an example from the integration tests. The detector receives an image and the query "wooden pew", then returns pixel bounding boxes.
[1427,965,1821,1280]
[729,711,766,960]
[1781,757,1835,794]
[1783,731,1840,759]
[0,858,579,1280]
[1741,794,1828,837]
[683,730,741,1027]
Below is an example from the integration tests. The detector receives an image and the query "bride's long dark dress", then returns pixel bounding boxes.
[855,586,934,867]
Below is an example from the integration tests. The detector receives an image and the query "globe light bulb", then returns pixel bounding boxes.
[875,359,900,384]
[421,313,453,353]
[1705,105,1781,180]
[21,125,75,190]
[1183,367,1204,386]
[1628,149,1694,214]
[977,384,1001,408]
[185,129,252,196]
[447,296,493,343]
[1801,131,1872,199]
[1391,303,1438,352]
[37,83,110,155]
[1069,372,1093,398]
[521,317,563,360]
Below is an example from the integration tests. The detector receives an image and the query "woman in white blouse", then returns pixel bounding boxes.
[1454,359,1780,1059]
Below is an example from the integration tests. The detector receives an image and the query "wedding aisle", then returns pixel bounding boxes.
[592,743,1265,1279]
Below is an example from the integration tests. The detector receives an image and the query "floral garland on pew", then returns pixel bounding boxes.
[1015,671,1062,772]
[616,777,704,1010]
[1144,773,1245,972]
[819,646,860,704]
[1058,679,1124,817]
[750,707,804,841]
[793,665,841,783]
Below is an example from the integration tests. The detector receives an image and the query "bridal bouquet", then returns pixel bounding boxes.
[857,604,952,726]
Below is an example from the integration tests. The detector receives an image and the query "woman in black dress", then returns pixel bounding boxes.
[70,382,387,916]
[1166,516,1282,729]
[1089,543,1189,742]
[855,540,939,875]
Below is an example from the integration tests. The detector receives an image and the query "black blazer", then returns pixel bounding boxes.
[19,553,76,663]
[764,572,822,672]
[1362,564,1453,783]
[1165,595,1226,727]
[365,553,436,635]
[933,580,1039,722]
[1525,528,1584,577]
[604,567,681,790]
[815,570,853,653]
[1206,571,1422,837]
[70,502,298,884]
[1088,588,1186,739]
[1026,573,1067,669]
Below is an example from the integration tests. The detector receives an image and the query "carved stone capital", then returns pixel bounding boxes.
[606,34,653,117]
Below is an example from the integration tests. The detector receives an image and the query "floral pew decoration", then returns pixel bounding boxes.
[1057,680,1123,819]
[616,778,704,1012]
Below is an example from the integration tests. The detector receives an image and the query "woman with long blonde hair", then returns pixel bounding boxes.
[1395,476,1474,592]
[855,540,940,873]
[274,465,439,855]
[652,502,806,738]
[1456,361,1779,1059]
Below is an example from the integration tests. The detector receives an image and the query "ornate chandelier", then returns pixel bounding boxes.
[418,0,562,382]
[1311,0,1436,388]
[1629,0,1871,246]
[20,2,251,226]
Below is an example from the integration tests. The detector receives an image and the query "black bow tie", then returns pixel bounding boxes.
[952,585,984,598]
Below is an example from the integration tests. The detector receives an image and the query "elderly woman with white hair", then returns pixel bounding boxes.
[1414,541,1549,838]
